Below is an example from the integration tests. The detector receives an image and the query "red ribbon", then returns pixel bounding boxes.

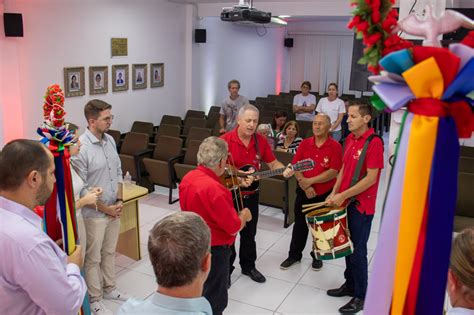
[407,98,474,138]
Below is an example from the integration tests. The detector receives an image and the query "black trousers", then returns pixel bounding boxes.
[344,202,373,299]
[230,192,259,273]
[289,187,330,260]
[203,246,231,315]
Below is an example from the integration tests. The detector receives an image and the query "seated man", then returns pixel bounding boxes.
[0,139,86,314]
[118,212,212,315]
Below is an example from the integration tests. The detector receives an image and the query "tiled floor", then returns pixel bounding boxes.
[108,182,384,314]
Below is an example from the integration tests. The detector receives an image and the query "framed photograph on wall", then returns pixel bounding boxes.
[150,63,164,88]
[132,64,147,90]
[64,67,85,97]
[89,66,108,95]
[112,64,129,92]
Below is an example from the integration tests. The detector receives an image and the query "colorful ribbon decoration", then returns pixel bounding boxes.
[37,85,90,315]
[365,39,474,314]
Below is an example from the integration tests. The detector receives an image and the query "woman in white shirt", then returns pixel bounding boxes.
[315,83,346,142]
[446,228,474,314]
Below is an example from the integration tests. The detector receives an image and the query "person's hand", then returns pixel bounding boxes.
[325,192,335,203]
[304,187,317,199]
[297,177,312,189]
[67,245,83,269]
[239,208,252,222]
[91,187,103,196]
[239,176,254,187]
[326,193,346,207]
[283,164,295,178]
[82,191,98,207]
[104,203,122,218]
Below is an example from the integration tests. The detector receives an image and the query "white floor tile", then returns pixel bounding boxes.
[299,263,346,291]
[115,269,157,300]
[277,284,351,315]
[139,222,155,245]
[229,276,295,311]
[256,250,311,283]
[115,253,135,269]
[226,299,274,314]
[367,231,378,251]
[255,229,286,251]
[102,299,122,314]
[126,257,155,277]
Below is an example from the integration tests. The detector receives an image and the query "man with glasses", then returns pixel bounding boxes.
[293,81,316,122]
[71,99,128,315]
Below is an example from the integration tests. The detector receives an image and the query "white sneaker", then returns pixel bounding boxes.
[90,300,113,315]
[103,288,130,302]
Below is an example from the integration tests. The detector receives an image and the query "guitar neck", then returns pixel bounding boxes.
[253,167,285,179]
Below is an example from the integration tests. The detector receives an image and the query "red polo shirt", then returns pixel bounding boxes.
[179,165,241,246]
[292,136,342,195]
[339,128,384,215]
[221,128,276,170]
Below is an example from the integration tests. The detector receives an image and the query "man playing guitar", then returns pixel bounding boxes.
[221,104,293,284]
[280,113,342,271]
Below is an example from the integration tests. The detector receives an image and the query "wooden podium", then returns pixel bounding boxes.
[116,184,148,261]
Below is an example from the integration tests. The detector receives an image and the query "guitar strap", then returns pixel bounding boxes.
[253,133,262,170]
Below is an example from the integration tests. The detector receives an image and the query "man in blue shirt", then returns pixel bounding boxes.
[118,212,213,315]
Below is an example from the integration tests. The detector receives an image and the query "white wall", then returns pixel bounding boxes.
[192,17,288,111]
[1,0,188,143]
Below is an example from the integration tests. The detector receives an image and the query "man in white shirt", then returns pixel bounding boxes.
[316,83,346,141]
[293,81,317,121]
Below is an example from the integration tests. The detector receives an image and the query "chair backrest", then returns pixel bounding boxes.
[206,111,221,129]
[273,150,294,166]
[183,140,201,165]
[153,135,183,161]
[461,146,474,158]
[185,127,212,147]
[459,157,474,173]
[184,110,205,123]
[106,129,121,145]
[296,120,313,140]
[183,117,206,135]
[120,132,149,155]
[160,115,182,126]
[457,172,474,218]
[131,121,154,137]
[208,106,221,116]
[259,116,273,125]
[156,124,181,140]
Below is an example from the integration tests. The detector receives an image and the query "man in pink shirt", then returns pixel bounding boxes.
[0,139,87,315]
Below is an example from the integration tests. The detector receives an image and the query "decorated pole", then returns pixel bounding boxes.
[348,1,474,314]
[37,84,90,315]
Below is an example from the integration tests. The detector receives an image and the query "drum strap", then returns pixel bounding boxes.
[349,134,382,188]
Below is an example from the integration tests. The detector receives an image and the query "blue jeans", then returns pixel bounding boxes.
[344,202,373,299]
[331,130,342,142]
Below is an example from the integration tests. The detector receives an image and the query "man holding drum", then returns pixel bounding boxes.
[326,102,384,314]
[280,113,342,271]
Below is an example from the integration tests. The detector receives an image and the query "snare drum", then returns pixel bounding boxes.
[305,207,353,260]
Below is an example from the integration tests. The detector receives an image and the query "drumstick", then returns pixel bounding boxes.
[302,201,327,209]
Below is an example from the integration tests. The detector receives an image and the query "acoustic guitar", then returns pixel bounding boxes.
[222,158,315,193]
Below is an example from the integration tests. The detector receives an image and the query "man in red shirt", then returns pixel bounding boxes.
[179,136,252,315]
[221,104,293,284]
[325,102,384,314]
[280,114,342,271]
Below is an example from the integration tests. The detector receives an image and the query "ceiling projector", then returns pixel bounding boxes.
[220,6,272,24]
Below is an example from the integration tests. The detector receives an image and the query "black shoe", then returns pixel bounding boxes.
[338,297,364,313]
[327,283,354,297]
[280,257,301,270]
[310,251,323,271]
[242,268,266,283]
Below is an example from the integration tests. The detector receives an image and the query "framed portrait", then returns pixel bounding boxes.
[89,66,108,95]
[64,67,85,97]
[132,64,147,90]
[112,64,129,92]
[150,63,164,88]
